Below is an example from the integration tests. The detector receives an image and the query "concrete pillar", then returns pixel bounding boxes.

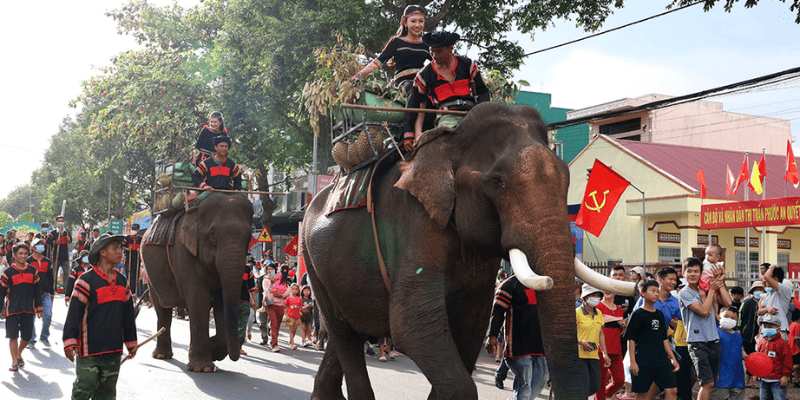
[681,228,697,261]
[763,230,778,266]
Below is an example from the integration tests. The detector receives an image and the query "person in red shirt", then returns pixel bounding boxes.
[756,314,792,399]
[284,283,303,350]
[597,288,626,400]
[789,309,800,387]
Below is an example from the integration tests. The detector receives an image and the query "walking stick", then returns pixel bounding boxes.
[120,327,165,365]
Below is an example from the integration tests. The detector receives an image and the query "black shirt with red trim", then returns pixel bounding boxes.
[488,275,545,358]
[46,230,72,262]
[75,239,88,252]
[194,126,228,155]
[409,55,490,110]
[0,263,43,317]
[123,235,142,268]
[241,264,256,303]
[192,156,243,191]
[65,264,90,303]
[63,268,138,357]
[27,256,54,295]
[373,37,431,83]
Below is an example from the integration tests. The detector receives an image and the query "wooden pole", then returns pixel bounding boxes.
[341,103,468,116]
[180,187,286,196]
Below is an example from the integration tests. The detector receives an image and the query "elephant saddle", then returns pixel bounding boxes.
[142,212,183,246]
[324,167,371,216]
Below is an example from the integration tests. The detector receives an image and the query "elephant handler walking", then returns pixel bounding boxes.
[486,274,548,400]
[63,233,138,400]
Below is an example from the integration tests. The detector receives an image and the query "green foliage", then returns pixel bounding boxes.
[669,0,800,23]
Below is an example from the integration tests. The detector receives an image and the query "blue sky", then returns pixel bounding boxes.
[1,0,799,200]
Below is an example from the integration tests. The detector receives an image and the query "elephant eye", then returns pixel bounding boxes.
[491,176,505,188]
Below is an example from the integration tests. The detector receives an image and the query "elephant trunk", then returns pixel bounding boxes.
[503,212,589,400]
[218,251,246,361]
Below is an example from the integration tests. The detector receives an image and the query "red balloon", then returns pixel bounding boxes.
[745,352,772,378]
[288,270,296,277]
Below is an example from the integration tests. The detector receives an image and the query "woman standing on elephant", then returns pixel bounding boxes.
[266,264,291,352]
[351,5,433,152]
[193,111,228,166]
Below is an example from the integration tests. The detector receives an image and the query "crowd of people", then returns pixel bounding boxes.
[488,244,799,400]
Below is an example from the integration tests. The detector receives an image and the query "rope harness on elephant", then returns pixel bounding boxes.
[367,152,395,292]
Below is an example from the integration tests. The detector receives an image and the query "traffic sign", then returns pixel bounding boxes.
[257,227,273,243]
[109,219,123,235]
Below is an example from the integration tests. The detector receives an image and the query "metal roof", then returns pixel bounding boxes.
[616,139,800,200]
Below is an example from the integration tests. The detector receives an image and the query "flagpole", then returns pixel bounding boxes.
[762,147,766,265]
[744,151,750,278]
[629,183,646,271]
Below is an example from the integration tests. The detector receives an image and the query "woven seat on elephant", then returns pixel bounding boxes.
[143,212,184,246]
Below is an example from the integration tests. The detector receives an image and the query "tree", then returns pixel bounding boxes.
[0,184,45,222]
[670,0,800,23]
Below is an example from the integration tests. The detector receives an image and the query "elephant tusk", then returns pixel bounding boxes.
[509,249,554,290]
[574,258,637,296]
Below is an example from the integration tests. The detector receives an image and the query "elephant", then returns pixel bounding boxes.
[141,192,254,372]
[301,102,635,400]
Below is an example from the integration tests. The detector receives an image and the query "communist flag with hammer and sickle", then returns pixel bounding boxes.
[575,159,631,237]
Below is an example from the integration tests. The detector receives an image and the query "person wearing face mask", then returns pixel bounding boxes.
[121,224,142,298]
[759,264,794,341]
[47,215,72,292]
[738,280,764,388]
[756,314,792,400]
[27,239,54,349]
[577,283,612,398]
[710,306,746,400]
[65,250,91,306]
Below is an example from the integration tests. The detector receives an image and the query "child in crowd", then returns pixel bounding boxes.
[789,309,800,387]
[756,314,792,400]
[284,283,303,350]
[299,285,314,348]
[711,306,746,400]
[624,280,679,400]
[700,244,723,318]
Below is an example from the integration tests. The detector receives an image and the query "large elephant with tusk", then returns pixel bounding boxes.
[301,102,636,400]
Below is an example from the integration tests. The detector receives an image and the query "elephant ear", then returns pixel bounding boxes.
[179,209,199,257]
[395,126,456,229]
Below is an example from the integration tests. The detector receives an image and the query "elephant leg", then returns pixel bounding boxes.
[210,294,228,361]
[446,285,495,373]
[186,291,215,373]
[311,341,346,400]
[391,278,477,400]
[150,292,174,360]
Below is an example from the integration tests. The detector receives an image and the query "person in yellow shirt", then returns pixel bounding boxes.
[578,283,612,398]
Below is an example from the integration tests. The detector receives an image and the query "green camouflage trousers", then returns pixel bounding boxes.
[238,301,250,345]
[72,353,121,400]
[436,114,464,129]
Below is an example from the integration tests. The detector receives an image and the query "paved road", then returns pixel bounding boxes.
[0,294,516,400]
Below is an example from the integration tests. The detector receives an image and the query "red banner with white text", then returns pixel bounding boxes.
[701,196,800,229]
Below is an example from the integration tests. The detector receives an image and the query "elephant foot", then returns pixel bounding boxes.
[152,349,173,360]
[187,359,216,373]
[210,335,228,361]
[311,393,345,400]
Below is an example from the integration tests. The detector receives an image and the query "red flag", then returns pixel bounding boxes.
[732,155,748,196]
[758,154,767,179]
[248,234,258,250]
[575,159,631,237]
[283,235,299,257]
[785,140,799,188]
[696,169,706,199]
[725,165,735,197]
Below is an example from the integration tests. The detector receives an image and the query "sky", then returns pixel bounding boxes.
[1,0,799,201]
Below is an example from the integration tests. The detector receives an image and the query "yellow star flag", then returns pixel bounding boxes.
[749,161,763,195]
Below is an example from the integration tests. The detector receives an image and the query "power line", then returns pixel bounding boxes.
[547,65,800,130]
[522,2,703,58]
